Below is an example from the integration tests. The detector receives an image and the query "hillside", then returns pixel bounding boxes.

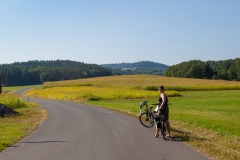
[101,61,169,75]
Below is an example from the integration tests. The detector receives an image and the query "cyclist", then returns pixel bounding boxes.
[154,85,171,138]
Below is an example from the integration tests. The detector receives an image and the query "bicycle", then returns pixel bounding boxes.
[139,101,156,128]
[139,101,168,140]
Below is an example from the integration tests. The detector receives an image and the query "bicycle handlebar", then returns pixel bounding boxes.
[140,101,171,109]
[140,101,148,109]
[143,101,148,105]
[152,103,171,105]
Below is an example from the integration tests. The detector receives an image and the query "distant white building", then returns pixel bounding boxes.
[121,67,137,71]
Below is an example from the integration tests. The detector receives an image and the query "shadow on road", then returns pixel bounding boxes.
[19,141,69,144]
[9,141,69,148]
[171,128,208,142]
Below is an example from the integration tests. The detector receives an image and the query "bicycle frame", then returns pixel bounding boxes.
[139,101,148,115]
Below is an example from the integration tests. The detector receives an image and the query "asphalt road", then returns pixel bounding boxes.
[0,88,209,160]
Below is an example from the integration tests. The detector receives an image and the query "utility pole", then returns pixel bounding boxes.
[0,76,2,94]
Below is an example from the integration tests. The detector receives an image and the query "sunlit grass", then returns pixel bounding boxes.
[0,94,27,109]
[0,93,48,152]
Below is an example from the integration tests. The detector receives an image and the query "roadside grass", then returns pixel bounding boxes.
[0,93,48,152]
[0,94,27,109]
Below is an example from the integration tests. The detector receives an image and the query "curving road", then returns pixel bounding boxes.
[0,88,209,160]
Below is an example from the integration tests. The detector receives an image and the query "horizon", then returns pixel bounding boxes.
[1,1,239,66]
[0,57,239,67]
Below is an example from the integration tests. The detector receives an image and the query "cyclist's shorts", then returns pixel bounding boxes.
[155,117,161,128]
[161,105,169,120]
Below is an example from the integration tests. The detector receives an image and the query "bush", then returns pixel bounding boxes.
[0,94,26,109]
[145,86,158,91]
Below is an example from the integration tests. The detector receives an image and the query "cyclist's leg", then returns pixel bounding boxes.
[154,117,161,137]
[161,120,166,139]
[164,106,171,137]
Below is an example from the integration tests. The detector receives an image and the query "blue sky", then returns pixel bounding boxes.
[0,0,239,66]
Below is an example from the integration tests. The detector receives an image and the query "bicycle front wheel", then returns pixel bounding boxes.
[139,112,154,128]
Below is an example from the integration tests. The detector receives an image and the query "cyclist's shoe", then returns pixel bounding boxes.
[154,134,159,138]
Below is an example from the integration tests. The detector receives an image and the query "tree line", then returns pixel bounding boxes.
[164,58,240,81]
[0,60,114,86]
[1,58,239,86]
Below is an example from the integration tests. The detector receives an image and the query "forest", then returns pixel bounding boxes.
[164,58,240,81]
[0,60,114,86]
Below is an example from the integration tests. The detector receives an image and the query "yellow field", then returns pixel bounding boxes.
[42,74,240,89]
[27,85,180,100]
[27,75,240,101]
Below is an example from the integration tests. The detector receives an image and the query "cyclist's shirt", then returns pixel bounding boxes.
[159,93,168,106]
[157,93,169,120]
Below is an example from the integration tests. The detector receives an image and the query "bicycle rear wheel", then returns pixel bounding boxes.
[161,121,167,140]
[139,112,154,128]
